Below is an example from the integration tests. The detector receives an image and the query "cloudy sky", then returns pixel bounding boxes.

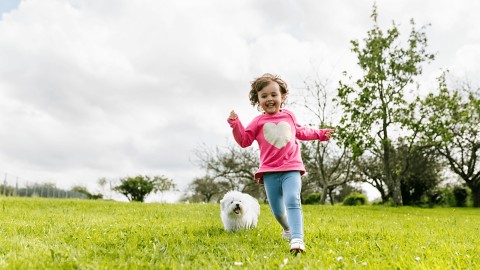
[0,0,479,201]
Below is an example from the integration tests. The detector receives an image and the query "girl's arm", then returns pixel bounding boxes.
[286,110,334,141]
[296,124,334,141]
[227,110,256,148]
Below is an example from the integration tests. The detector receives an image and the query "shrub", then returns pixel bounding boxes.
[453,186,468,207]
[427,187,455,207]
[342,192,368,206]
[304,193,322,205]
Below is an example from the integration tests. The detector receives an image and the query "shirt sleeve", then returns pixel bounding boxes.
[296,125,331,141]
[227,116,257,148]
[286,110,331,141]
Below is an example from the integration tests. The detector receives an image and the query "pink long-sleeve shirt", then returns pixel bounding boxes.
[228,109,331,184]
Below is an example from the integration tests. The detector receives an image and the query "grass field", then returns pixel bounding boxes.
[1,197,479,269]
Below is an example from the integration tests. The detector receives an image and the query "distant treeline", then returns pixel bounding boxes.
[0,183,87,199]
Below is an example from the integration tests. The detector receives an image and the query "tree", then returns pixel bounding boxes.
[72,186,103,200]
[194,144,265,200]
[336,4,435,206]
[114,175,176,202]
[352,155,389,203]
[394,140,443,205]
[297,76,353,205]
[418,73,480,207]
[97,177,115,200]
[353,139,443,205]
[301,142,352,205]
[188,175,221,202]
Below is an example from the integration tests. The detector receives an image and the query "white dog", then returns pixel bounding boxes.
[220,190,260,232]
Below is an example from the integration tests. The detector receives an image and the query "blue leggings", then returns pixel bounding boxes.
[263,171,303,240]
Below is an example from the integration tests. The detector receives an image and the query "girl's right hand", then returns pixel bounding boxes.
[228,110,237,120]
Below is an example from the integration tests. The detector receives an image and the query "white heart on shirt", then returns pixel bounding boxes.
[263,121,292,149]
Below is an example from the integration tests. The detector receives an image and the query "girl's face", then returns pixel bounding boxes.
[257,82,285,114]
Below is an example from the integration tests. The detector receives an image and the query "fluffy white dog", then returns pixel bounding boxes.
[220,190,260,232]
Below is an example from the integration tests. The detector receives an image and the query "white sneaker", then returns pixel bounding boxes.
[281,229,291,240]
[290,238,306,254]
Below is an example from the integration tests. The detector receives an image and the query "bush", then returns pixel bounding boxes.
[427,187,455,207]
[342,192,368,206]
[453,186,468,207]
[303,193,322,204]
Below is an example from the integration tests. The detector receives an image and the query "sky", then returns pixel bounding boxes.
[0,0,479,202]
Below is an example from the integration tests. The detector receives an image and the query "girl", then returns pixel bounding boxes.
[227,73,334,254]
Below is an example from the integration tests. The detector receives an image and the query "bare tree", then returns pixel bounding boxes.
[188,175,221,202]
[193,143,265,200]
[296,75,353,204]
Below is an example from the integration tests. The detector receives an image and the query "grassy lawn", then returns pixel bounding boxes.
[0,197,479,269]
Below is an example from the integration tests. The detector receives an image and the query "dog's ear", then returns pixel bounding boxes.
[220,198,226,210]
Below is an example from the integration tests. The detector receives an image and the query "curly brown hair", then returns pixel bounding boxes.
[249,73,289,109]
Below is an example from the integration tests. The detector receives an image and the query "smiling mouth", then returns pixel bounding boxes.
[265,104,276,110]
[233,206,241,214]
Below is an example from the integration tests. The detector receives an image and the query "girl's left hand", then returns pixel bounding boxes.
[325,129,335,139]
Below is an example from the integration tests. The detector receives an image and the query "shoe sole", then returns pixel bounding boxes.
[290,248,305,255]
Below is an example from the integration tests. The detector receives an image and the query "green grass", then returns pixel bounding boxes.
[0,197,479,269]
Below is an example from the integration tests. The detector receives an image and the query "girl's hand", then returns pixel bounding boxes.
[228,110,237,120]
[325,129,335,139]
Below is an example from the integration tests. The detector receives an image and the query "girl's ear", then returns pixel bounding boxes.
[281,93,287,107]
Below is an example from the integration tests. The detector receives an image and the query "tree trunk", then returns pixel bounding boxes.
[328,188,335,205]
[380,84,403,206]
[367,181,388,203]
[320,189,328,205]
[391,179,403,206]
[383,139,403,206]
[469,184,480,208]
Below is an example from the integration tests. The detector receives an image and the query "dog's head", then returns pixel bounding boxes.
[220,191,248,217]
